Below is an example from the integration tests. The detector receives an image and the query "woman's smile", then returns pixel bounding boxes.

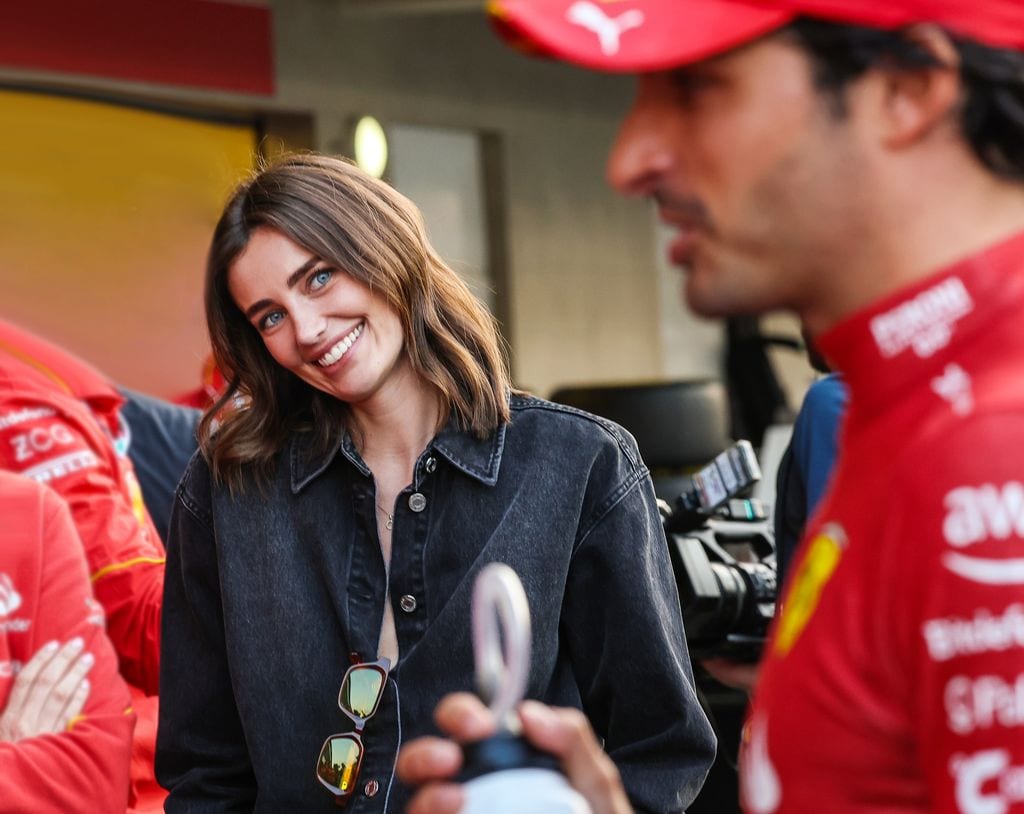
[314,321,364,368]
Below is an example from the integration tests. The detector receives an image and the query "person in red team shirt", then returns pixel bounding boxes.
[0,470,134,814]
[398,1,1024,812]
[0,318,166,813]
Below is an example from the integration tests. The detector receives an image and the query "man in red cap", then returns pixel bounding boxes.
[399,2,1024,812]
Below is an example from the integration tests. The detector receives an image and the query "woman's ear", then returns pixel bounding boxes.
[879,24,962,148]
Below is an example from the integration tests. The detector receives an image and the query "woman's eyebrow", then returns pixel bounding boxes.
[243,257,320,320]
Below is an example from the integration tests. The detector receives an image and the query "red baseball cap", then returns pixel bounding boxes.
[488,0,1024,73]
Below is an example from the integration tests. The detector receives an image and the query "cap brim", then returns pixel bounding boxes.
[490,0,794,73]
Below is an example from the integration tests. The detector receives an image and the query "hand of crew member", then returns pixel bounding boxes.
[700,657,760,693]
[0,638,93,742]
[397,692,635,814]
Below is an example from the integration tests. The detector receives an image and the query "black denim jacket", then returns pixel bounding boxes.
[156,395,715,813]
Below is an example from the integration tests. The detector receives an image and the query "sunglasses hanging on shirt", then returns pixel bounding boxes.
[315,656,391,804]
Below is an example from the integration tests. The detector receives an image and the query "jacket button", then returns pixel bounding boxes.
[364,779,379,797]
[408,492,427,512]
[399,594,417,613]
[425,456,437,473]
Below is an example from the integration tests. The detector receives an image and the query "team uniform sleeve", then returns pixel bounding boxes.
[883,412,1024,814]
[0,402,164,694]
[0,487,134,814]
[560,449,716,814]
[156,459,257,812]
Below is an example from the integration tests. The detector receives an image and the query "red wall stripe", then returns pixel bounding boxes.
[0,1,274,95]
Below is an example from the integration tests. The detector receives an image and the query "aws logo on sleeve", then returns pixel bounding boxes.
[943,483,1024,585]
[772,524,846,657]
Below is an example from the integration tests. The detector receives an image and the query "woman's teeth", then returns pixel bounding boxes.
[316,323,363,367]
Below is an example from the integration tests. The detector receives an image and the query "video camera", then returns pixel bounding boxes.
[663,441,778,663]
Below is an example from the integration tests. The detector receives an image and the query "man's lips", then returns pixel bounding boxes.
[657,199,711,269]
[667,224,701,268]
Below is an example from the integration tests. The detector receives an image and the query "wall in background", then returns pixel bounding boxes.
[0,89,255,396]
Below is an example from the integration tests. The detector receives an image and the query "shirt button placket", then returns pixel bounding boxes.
[402,489,427,627]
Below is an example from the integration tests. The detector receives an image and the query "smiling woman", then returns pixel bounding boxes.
[228,228,410,414]
[155,153,715,814]
[198,153,511,486]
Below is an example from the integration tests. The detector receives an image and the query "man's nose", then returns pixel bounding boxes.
[606,83,675,197]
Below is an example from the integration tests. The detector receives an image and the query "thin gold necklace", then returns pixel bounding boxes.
[377,502,393,530]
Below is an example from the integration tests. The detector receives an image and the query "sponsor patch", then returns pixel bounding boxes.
[870,276,973,358]
[2,412,101,486]
[944,483,1024,547]
[9,423,77,462]
[942,483,1024,584]
[944,553,1024,586]
[931,363,974,416]
[773,524,846,657]
[925,604,1024,662]
[946,673,1024,735]
[0,406,55,431]
[19,449,100,484]
[0,573,22,616]
[951,749,1024,814]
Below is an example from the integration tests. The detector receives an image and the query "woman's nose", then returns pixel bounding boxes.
[293,304,328,346]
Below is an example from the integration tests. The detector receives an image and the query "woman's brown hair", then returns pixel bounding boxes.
[200,153,512,490]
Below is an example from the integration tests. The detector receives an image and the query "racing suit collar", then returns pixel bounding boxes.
[817,229,1024,423]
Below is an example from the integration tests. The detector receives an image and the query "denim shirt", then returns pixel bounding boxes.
[156,395,715,814]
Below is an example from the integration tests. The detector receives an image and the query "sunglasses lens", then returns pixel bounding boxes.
[316,735,362,795]
[340,665,386,718]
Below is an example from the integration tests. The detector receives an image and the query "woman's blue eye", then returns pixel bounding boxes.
[260,311,284,331]
[310,268,333,290]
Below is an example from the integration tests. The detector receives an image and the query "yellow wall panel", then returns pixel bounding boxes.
[0,89,256,397]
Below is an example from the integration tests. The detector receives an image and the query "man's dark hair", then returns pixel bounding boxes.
[786,17,1024,181]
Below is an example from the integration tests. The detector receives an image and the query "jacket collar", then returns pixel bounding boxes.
[430,420,506,486]
[290,416,506,493]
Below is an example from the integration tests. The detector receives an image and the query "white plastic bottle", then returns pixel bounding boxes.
[457,732,593,814]
[461,767,592,814]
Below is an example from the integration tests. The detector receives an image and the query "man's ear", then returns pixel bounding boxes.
[879,24,962,148]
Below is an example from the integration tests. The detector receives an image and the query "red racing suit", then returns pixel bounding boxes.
[0,319,165,813]
[742,231,1024,813]
[0,471,134,814]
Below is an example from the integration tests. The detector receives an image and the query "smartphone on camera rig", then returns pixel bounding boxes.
[664,440,777,663]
